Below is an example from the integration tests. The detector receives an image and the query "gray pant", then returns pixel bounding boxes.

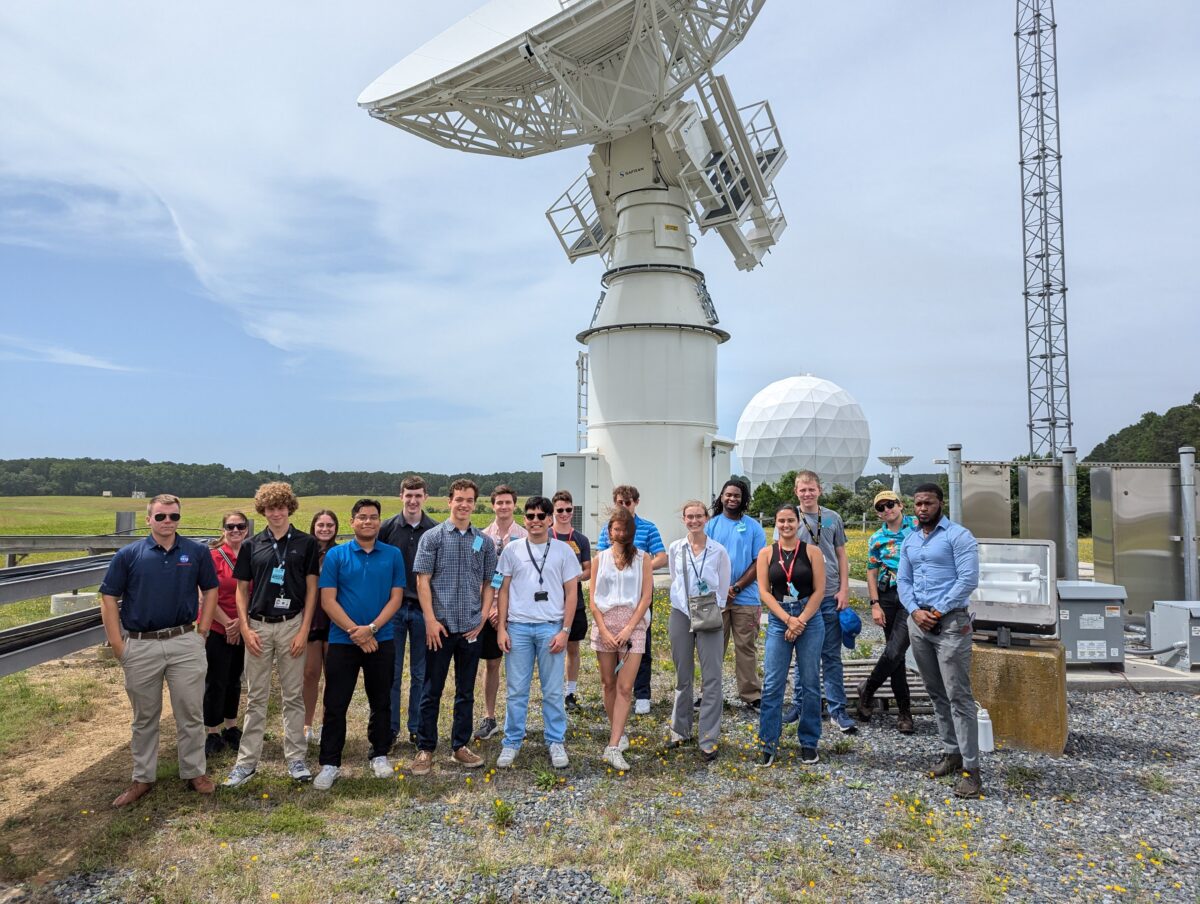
[908,608,979,769]
[120,629,208,783]
[668,607,724,754]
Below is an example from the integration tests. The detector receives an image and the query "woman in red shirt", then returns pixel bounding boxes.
[202,511,250,757]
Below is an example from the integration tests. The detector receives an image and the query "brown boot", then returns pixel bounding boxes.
[930,753,963,777]
[896,709,914,735]
[853,680,874,722]
[953,769,983,799]
[187,774,216,794]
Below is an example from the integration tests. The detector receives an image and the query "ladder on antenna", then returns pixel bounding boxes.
[575,352,589,451]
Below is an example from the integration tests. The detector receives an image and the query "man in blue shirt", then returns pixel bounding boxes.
[705,478,766,708]
[99,494,220,807]
[855,490,918,732]
[898,483,982,798]
[313,498,406,790]
[597,485,666,714]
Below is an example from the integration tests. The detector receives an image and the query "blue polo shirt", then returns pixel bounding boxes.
[897,516,979,615]
[99,535,219,632]
[705,514,766,606]
[318,539,406,645]
[597,514,666,556]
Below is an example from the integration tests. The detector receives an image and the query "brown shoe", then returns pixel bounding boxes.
[853,680,874,722]
[930,753,964,778]
[410,750,433,776]
[452,745,485,769]
[188,774,216,794]
[112,781,153,808]
[953,769,984,799]
[896,711,914,735]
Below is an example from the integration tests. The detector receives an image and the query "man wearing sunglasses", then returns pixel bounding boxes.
[854,490,918,732]
[100,494,220,807]
[550,490,591,713]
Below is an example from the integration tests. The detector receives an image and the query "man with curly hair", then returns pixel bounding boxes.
[224,482,321,787]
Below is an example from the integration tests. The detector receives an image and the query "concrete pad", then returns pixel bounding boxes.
[1066,657,1200,693]
[972,643,1069,756]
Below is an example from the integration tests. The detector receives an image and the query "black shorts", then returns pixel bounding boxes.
[307,626,329,644]
[480,621,503,661]
[567,599,588,643]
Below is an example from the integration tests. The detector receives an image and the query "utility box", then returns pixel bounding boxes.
[1147,600,1200,670]
[542,452,609,541]
[1058,580,1126,667]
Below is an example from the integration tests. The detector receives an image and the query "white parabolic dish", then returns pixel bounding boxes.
[358,0,765,157]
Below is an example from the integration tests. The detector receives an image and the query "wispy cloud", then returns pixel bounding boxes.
[0,334,137,372]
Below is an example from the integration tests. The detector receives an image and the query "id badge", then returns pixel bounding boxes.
[490,572,504,590]
[472,535,484,552]
[782,594,798,604]
[270,566,285,585]
[736,521,747,533]
[697,579,711,595]
[273,596,291,610]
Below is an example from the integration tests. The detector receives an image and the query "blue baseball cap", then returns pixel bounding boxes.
[839,607,863,650]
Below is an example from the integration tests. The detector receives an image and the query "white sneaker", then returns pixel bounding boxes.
[603,746,631,771]
[634,699,651,715]
[287,760,312,782]
[618,734,630,752]
[496,746,519,768]
[222,765,256,788]
[370,756,392,779]
[312,764,340,790]
[549,742,569,769]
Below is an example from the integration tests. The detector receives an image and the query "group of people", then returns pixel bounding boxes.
[98,467,984,809]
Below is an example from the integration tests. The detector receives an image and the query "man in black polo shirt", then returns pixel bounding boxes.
[99,493,220,807]
[223,482,320,787]
[378,474,438,749]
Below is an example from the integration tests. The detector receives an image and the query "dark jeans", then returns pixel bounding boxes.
[418,631,481,752]
[634,610,653,701]
[390,603,427,738]
[203,631,245,728]
[319,640,394,767]
[861,588,911,711]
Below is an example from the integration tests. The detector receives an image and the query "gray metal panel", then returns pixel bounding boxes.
[961,463,1011,539]
[1056,580,1127,601]
[1019,464,1067,578]
[0,625,107,679]
[0,556,113,606]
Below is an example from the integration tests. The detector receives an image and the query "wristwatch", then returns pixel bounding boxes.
[368,622,378,635]
[870,599,880,605]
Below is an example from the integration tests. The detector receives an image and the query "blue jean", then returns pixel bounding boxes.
[390,605,427,737]
[792,596,847,718]
[760,602,825,751]
[502,621,567,748]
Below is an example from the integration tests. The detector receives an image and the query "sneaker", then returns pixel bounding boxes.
[564,692,581,712]
[757,750,776,768]
[782,704,799,725]
[618,734,630,752]
[287,760,313,782]
[854,680,874,722]
[602,746,630,771]
[634,699,651,716]
[549,742,569,769]
[410,750,433,775]
[204,733,226,757]
[834,712,858,735]
[221,726,243,749]
[693,696,702,709]
[930,753,964,778]
[474,716,501,741]
[953,769,984,799]
[896,712,915,735]
[746,698,761,711]
[452,746,485,769]
[370,756,393,779]
[496,746,518,769]
[222,765,256,788]
[701,747,718,763]
[800,746,820,764]
[666,730,687,748]
[312,765,339,790]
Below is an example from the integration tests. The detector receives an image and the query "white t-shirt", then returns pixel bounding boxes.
[498,537,583,624]
[667,537,732,616]
[590,548,646,614]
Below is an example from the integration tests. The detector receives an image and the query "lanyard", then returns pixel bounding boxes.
[800,511,822,548]
[777,542,799,591]
[524,539,552,586]
[271,530,291,568]
[687,543,709,587]
[551,528,575,545]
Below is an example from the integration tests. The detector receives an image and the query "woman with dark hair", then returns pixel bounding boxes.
[756,503,825,767]
[202,511,250,756]
[304,509,339,745]
[589,505,653,770]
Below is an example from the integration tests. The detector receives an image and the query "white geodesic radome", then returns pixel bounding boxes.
[735,375,871,491]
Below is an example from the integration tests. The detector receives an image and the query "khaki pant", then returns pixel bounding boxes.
[722,604,762,703]
[120,629,208,783]
[235,617,308,771]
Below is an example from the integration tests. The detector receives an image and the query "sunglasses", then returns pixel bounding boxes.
[524,512,550,521]
[152,512,182,522]
[223,522,248,531]
[554,507,574,514]
[874,500,898,512]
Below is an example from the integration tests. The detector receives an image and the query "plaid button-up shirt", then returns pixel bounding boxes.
[413,521,498,634]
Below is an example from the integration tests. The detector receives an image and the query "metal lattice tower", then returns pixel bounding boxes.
[1016,0,1073,459]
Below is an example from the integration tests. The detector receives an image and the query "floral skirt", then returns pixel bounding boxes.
[590,604,647,654]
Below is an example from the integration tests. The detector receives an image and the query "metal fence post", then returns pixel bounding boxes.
[1061,447,1079,581]
[1181,446,1198,601]
[948,444,963,523]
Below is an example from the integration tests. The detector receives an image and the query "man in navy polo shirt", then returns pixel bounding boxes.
[596,485,666,714]
[99,494,220,807]
[313,498,406,790]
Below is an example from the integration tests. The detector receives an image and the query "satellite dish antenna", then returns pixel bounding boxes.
[360,0,787,540]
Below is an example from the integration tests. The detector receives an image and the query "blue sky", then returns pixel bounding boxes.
[2,2,1197,476]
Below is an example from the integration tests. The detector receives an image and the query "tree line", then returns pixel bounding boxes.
[0,458,542,498]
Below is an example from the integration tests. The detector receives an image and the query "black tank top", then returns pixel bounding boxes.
[767,541,814,601]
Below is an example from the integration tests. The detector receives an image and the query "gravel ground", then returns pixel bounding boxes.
[18,615,1200,903]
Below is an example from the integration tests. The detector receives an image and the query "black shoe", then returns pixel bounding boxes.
[221,726,242,749]
[757,750,776,768]
[930,753,964,778]
[896,711,914,735]
[693,696,702,709]
[953,769,983,799]
[746,698,761,711]
[205,733,226,757]
[854,680,874,722]
[800,746,819,764]
[701,747,718,762]
[565,693,581,712]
